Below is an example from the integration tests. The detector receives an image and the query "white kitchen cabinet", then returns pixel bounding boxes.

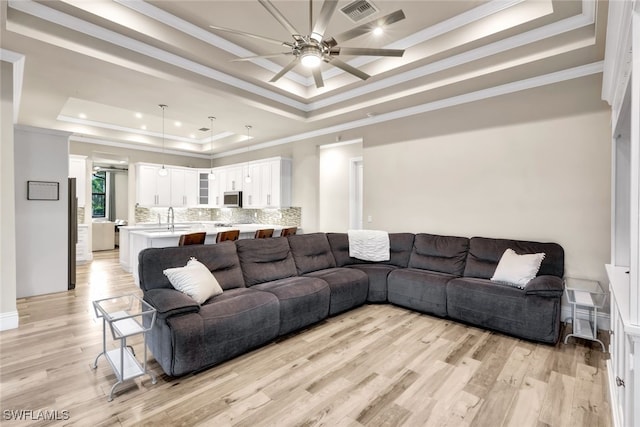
[245,157,292,208]
[170,168,198,207]
[69,155,87,207]
[136,164,170,206]
[198,172,210,205]
[222,165,244,192]
[209,172,222,207]
[198,168,224,207]
[76,224,91,263]
[243,162,264,208]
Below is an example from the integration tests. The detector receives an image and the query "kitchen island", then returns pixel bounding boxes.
[121,223,294,285]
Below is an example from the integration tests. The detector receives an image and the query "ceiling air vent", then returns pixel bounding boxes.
[340,0,379,23]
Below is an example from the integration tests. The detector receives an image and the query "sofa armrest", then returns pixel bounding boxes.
[524,275,564,297]
[144,288,200,319]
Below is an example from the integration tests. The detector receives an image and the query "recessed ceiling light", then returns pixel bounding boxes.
[373,26,384,36]
[141,125,147,130]
[189,133,196,139]
[78,113,87,119]
[174,121,182,127]
[135,112,143,119]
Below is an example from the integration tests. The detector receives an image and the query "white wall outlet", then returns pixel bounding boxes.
[367,215,373,223]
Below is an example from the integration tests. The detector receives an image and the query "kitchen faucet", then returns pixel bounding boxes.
[167,207,174,232]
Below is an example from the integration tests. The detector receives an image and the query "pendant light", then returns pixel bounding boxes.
[244,125,252,184]
[207,116,216,180]
[158,104,168,176]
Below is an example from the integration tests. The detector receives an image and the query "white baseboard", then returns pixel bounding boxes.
[0,310,19,331]
[561,304,610,331]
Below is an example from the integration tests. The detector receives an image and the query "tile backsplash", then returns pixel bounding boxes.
[135,206,301,227]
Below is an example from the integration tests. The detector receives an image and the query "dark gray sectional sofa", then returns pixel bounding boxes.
[139,232,564,376]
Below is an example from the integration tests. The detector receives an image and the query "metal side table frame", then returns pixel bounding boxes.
[92,294,157,401]
[563,277,607,351]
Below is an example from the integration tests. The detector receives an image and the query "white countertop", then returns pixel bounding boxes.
[127,223,288,239]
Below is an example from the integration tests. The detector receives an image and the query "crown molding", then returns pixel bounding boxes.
[116,0,526,88]
[601,0,633,113]
[57,115,234,144]
[114,0,310,86]
[7,0,310,112]
[70,135,213,159]
[7,0,596,118]
[309,1,596,111]
[214,62,604,158]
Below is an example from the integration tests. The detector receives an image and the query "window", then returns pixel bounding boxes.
[92,171,106,218]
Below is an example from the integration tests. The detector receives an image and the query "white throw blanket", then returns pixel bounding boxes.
[348,229,390,262]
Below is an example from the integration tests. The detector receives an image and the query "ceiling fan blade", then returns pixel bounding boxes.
[209,25,288,47]
[258,0,301,37]
[332,47,404,57]
[231,52,294,62]
[332,10,406,44]
[312,67,324,88]
[311,0,339,42]
[269,58,299,83]
[328,57,370,81]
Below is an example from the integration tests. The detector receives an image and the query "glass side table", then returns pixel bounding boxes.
[563,277,607,351]
[92,294,157,401]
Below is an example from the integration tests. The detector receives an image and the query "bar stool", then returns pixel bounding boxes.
[216,229,240,243]
[254,228,274,239]
[280,227,297,237]
[178,232,206,246]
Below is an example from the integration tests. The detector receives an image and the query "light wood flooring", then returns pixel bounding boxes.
[0,250,611,426]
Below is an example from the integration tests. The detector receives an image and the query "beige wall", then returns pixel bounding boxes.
[365,110,611,286]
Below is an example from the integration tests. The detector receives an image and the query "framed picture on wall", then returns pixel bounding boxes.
[27,180,59,201]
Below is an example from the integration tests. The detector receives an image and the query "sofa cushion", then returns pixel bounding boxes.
[464,237,564,279]
[327,233,415,268]
[139,241,245,292]
[253,276,330,335]
[387,268,454,317]
[348,264,399,302]
[446,277,561,343]
[407,233,469,276]
[288,233,337,274]
[159,287,280,376]
[236,237,298,286]
[163,258,224,304]
[304,267,368,315]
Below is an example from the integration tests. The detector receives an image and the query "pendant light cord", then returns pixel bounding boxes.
[158,104,168,176]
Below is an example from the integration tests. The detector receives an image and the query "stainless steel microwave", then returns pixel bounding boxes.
[223,191,243,208]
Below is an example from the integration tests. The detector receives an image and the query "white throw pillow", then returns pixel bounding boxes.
[163,257,223,304]
[491,248,545,288]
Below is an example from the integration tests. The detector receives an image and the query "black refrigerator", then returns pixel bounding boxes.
[68,177,77,290]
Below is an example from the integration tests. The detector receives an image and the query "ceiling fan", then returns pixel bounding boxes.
[209,0,406,88]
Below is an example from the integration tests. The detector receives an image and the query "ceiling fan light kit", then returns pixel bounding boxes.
[209,0,406,88]
[300,45,323,67]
